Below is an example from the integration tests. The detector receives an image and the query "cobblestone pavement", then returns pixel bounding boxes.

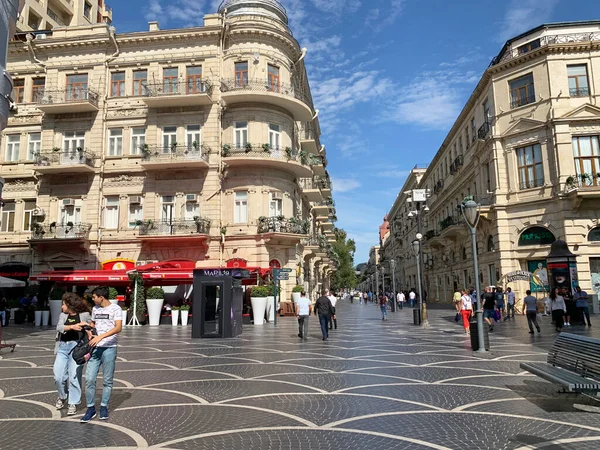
[1,301,600,449]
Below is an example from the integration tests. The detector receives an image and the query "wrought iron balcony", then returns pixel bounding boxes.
[510,95,536,109]
[565,173,600,190]
[142,80,212,107]
[31,222,91,240]
[439,214,465,232]
[302,235,320,247]
[35,88,99,113]
[298,177,330,191]
[478,121,491,140]
[47,9,67,26]
[433,179,444,194]
[221,78,308,102]
[221,144,312,177]
[519,178,545,190]
[138,218,211,237]
[141,144,209,167]
[34,149,96,172]
[257,216,310,235]
[570,87,590,97]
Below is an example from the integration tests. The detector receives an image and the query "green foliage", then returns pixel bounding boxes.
[267,283,280,296]
[292,285,304,293]
[250,286,269,297]
[146,287,165,299]
[330,227,357,292]
[180,304,191,311]
[171,306,181,311]
[128,272,147,316]
[108,287,119,299]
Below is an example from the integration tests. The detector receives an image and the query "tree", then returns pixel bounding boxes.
[330,227,357,291]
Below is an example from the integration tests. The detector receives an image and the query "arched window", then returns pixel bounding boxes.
[487,236,495,252]
[518,227,556,246]
[589,227,600,242]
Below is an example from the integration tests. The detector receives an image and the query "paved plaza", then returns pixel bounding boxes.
[1,301,600,449]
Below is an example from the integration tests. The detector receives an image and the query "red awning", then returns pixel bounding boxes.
[31,270,131,286]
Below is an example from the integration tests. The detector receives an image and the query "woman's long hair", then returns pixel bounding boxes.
[549,288,558,301]
[62,292,90,314]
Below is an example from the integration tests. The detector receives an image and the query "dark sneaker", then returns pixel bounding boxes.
[80,407,96,423]
[99,406,109,420]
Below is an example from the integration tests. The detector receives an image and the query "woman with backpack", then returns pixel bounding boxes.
[53,292,92,416]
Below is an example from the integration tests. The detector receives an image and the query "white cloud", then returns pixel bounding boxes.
[144,0,211,27]
[145,0,163,21]
[497,0,560,42]
[331,178,361,193]
[365,0,407,28]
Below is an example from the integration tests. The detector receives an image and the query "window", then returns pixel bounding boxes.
[23,200,36,232]
[185,198,199,221]
[517,143,544,189]
[27,132,41,160]
[66,74,89,101]
[162,126,177,151]
[0,202,15,232]
[568,65,589,97]
[235,62,248,87]
[60,201,81,224]
[161,196,175,222]
[186,125,201,152]
[108,129,123,156]
[104,197,119,229]
[84,1,92,20]
[269,124,281,150]
[163,68,178,95]
[133,70,147,96]
[32,78,45,103]
[487,235,495,252]
[458,136,463,153]
[470,118,476,143]
[572,136,600,186]
[489,264,496,286]
[234,191,248,223]
[63,131,85,162]
[509,73,535,108]
[128,197,143,228]
[111,72,125,97]
[11,79,24,103]
[267,64,280,92]
[518,39,541,55]
[234,121,248,148]
[5,135,20,162]
[131,127,145,155]
[186,66,203,94]
[269,192,282,217]
[464,127,469,147]
[483,98,490,121]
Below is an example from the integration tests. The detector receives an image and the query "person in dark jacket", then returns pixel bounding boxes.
[314,290,335,340]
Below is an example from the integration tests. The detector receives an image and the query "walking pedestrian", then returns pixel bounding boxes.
[549,287,566,332]
[453,289,462,313]
[0,297,7,327]
[469,288,478,312]
[296,291,311,340]
[574,286,592,327]
[379,293,388,320]
[409,290,416,308]
[504,287,516,320]
[495,287,506,321]
[460,289,473,334]
[564,290,576,327]
[328,290,338,330]
[314,290,335,341]
[396,291,405,310]
[523,290,541,334]
[81,286,123,423]
[482,287,496,332]
[53,293,92,416]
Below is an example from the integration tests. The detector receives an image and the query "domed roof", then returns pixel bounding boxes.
[218,0,288,24]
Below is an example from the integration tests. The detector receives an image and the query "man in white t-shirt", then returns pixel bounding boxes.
[396,291,405,310]
[81,286,122,423]
[409,290,417,308]
[296,291,312,340]
[328,290,338,330]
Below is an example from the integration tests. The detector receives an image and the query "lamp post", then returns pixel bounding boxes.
[408,189,429,327]
[381,265,385,296]
[412,237,426,325]
[461,199,485,352]
[375,265,379,296]
[390,259,397,312]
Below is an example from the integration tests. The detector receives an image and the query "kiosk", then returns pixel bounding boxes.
[192,268,247,338]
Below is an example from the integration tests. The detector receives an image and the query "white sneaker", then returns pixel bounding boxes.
[55,398,66,410]
[67,404,77,416]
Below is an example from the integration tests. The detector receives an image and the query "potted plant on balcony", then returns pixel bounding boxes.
[285,147,292,160]
[262,143,271,153]
[192,141,200,152]
[52,146,61,153]
[32,222,45,238]
[292,285,303,303]
[250,285,269,325]
[145,287,165,326]
[245,142,253,153]
[299,150,308,165]
[221,144,231,157]
[49,286,66,326]
[65,221,74,235]
[140,143,150,158]
[171,305,180,326]
[108,287,119,306]
[170,142,178,153]
[566,176,576,188]
[180,303,190,326]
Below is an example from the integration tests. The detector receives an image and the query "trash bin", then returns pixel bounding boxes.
[469,320,490,351]
[413,308,421,325]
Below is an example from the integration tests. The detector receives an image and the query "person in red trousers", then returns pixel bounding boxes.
[460,289,473,334]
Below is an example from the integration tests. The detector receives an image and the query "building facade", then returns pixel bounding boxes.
[383,21,600,304]
[0,0,337,300]
[16,0,111,32]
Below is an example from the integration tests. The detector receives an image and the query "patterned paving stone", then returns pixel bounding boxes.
[193,362,330,378]
[0,367,53,379]
[261,372,416,392]
[117,368,238,386]
[0,399,54,419]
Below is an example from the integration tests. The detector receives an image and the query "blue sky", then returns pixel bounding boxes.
[115,0,599,264]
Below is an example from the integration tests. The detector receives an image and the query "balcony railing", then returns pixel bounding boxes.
[220,78,311,106]
[298,177,330,190]
[221,144,305,164]
[36,88,99,106]
[47,9,67,26]
[31,222,91,240]
[302,235,320,247]
[433,179,444,194]
[565,174,600,190]
[145,80,211,97]
[313,199,335,208]
[510,95,536,109]
[478,121,491,140]
[519,178,545,190]
[35,149,96,168]
[570,87,590,97]
[439,214,465,232]
[258,216,310,235]
[138,218,211,236]
[308,154,325,166]
[141,145,209,163]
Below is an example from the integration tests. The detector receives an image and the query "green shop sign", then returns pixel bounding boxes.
[518,227,556,246]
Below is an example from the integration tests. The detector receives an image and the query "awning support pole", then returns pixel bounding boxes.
[128,275,141,327]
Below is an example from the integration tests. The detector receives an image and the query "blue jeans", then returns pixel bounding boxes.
[53,341,83,405]
[318,314,329,339]
[85,346,117,408]
[0,311,5,326]
[380,305,387,319]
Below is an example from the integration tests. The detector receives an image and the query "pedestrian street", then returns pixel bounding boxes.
[1,301,600,449]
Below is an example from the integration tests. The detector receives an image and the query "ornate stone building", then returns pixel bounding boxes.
[383,21,600,303]
[16,0,112,32]
[0,0,337,299]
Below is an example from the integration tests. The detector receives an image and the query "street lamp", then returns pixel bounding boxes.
[408,189,429,327]
[390,259,397,312]
[412,236,426,325]
[381,265,385,296]
[461,199,485,352]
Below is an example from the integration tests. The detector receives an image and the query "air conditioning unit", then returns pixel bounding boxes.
[62,198,75,206]
[129,196,142,205]
[186,194,197,202]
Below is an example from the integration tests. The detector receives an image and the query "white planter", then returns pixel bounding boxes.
[34,310,42,326]
[171,309,180,326]
[250,297,267,325]
[49,299,63,326]
[41,310,50,326]
[266,296,276,322]
[121,311,128,327]
[146,299,164,326]
[292,292,301,303]
[181,310,189,326]
[109,299,119,306]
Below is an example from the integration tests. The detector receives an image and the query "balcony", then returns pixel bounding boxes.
[433,179,444,194]
[34,149,96,174]
[221,144,312,177]
[220,79,313,121]
[510,95,536,110]
[142,80,212,108]
[309,154,326,176]
[298,178,324,202]
[299,125,320,154]
[564,174,600,199]
[478,121,491,140]
[438,214,467,240]
[47,8,68,26]
[570,87,590,98]
[36,88,99,113]
[141,144,210,170]
[51,0,75,15]
[30,222,91,242]
[519,178,545,190]
[312,199,334,214]
[138,218,211,242]
[258,216,310,235]
[321,220,334,230]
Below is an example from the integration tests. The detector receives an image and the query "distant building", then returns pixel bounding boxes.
[15,0,111,32]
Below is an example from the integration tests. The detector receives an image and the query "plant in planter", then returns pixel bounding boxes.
[108,287,119,305]
[180,303,191,326]
[171,142,178,152]
[192,141,200,151]
[250,285,269,325]
[145,287,165,326]
[566,176,575,188]
[245,142,253,153]
[285,146,292,160]
[52,146,62,153]
[32,221,45,238]
[65,221,74,234]
[221,144,231,157]
[262,143,271,153]
[171,305,180,326]
[299,150,308,165]
[292,285,304,303]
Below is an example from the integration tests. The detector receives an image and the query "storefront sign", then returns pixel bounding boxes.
[0,263,30,281]
[505,271,534,282]
[198,269,250,278]
[101,259,135,271]
[518,227,556,246]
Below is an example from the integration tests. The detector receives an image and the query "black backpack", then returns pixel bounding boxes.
[69,326,97,365]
